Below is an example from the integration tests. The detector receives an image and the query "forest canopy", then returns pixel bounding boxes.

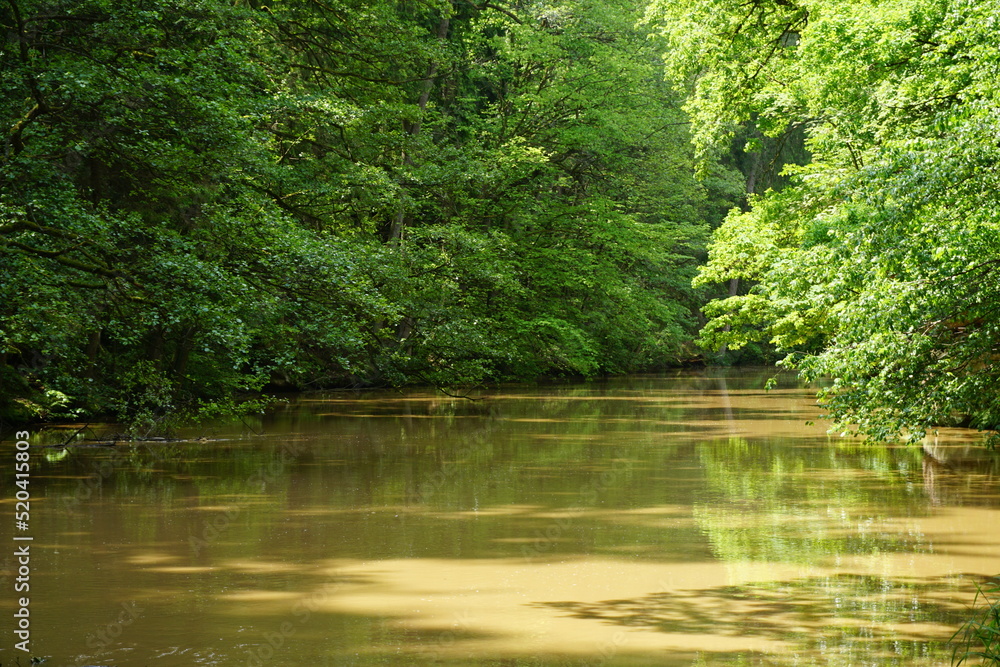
[4,0,1000,445]
[0,0,739,429]
[647,0,1000,442]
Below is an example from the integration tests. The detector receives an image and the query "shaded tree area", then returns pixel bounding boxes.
[1,0,741,429]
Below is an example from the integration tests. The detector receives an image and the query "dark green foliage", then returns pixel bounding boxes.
[1,0,734,427]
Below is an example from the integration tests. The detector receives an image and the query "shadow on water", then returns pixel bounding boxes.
[535,574,973,661]
[2,370,999,666]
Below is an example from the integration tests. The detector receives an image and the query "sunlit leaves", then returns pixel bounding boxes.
[659,0,1000,441]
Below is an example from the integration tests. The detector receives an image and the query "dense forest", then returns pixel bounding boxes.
[1,0,748,429]
[3,0,1000,445]
[659,0,1000,444]
[0,0,738,428]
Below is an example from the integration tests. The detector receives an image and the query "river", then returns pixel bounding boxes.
[1,369,998,666]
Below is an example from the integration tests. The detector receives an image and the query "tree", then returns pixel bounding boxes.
[1,0,736,427]
[0,0,386,428]
[261,0,733,383]
[648,0,1000,443]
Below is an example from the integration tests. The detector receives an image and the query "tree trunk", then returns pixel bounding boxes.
[387,12,451,246]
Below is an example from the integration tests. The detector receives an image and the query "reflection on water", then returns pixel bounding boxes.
[1,369,998,666]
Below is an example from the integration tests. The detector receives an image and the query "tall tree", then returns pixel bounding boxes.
[0,0,388,427]
[262,0,732,382]
[1,0,735,427]
[648,0,1000,442]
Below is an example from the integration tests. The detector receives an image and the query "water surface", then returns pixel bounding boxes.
[1,370,998,666]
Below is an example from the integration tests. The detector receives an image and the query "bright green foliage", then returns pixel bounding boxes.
[650,0,1000,441]
[1,0,732,426]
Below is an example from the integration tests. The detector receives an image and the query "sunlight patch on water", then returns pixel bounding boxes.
[5,370,998,666]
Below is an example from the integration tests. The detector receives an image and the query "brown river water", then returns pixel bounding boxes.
[1,369,998,666]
